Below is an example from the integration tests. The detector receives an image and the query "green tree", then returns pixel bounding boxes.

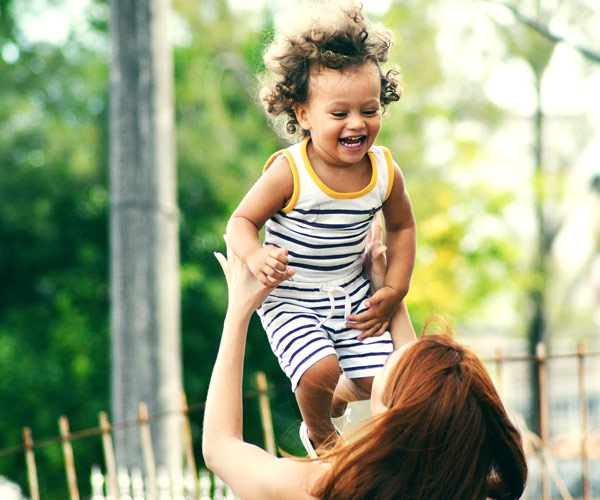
[0,24,110,500]
[487,0,600,435]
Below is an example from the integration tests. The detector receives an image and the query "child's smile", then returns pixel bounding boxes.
[340,135,367,150]
[293,63,382,172]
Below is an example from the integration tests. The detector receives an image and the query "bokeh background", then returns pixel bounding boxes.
[0,0,598,498]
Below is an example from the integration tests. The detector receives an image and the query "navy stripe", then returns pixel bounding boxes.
[338,351,391,361]
[342,363,385,372]
[274,323,316,351]
[275,271,365,292]
[263,307,296,328]
[277,327,321,355]
[268,280,369,305]
[278,213,373,230]
[270,216,367,241]
[267,311,316,331]
[290,261,355,272]
[287,249,364,260]
[266,227,366,250]
[335,339,393,349]
[260,300,288,317]
[291,206,382,215]
[282,337,324,370]
[290,345,332,380]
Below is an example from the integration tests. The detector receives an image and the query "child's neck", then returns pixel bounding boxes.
[306,143,373,194]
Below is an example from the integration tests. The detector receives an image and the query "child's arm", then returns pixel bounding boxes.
[226,156,296,288]
[347,163,416,339]
[363,214,417,347]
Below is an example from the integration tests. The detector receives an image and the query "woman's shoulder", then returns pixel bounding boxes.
[259,457,327,500]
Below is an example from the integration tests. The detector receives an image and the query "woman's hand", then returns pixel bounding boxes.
[215,236,274,314]
[363,213,387,292]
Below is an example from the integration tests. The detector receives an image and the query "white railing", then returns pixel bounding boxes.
[90,466,238,500]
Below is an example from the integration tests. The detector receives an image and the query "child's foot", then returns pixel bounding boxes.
[331,406,352,434]
[299,421,318,458]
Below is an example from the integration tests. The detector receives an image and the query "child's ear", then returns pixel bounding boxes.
[294,103,311,131]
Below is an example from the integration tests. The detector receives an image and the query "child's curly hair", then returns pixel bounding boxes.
[259,0,401,139]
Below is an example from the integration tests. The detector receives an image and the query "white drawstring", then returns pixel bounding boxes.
[317,285,352,330]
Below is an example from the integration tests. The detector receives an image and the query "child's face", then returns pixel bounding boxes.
[294,63,382,168]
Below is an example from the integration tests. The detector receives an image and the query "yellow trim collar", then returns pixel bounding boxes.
[300,138,377,199]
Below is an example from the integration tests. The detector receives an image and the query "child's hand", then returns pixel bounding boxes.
[346,286,401,340]
[247,245,295,288]
[214,239,273,313]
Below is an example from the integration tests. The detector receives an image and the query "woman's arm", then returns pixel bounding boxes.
[202,246,322,500]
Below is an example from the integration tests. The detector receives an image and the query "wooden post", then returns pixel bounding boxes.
[255,372,276,455]
[23,427,40,500]
[536,342,550,500]
[180,391,200,499]
[59,416,80,500]
[99,412,120,500]
[577,342,591,500]
[138,402,159,500]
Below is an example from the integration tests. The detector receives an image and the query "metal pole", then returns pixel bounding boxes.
[23,427,40,500]
[578,342,591,500]
[255,372,276,455]
[99,412,120,500]
[59,416,80,500]
[536,342,550,500]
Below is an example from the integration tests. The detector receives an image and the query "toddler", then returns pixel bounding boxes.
[226,0,416,456]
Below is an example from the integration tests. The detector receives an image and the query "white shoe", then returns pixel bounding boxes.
[299,422,318,459]
[332,407,352,434]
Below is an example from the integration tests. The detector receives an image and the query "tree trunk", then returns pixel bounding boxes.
[109,0,182,478]
[527,69,547,435]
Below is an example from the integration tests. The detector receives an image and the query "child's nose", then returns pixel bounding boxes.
[347,113,366,130]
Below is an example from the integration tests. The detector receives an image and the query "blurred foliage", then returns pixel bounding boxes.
[0,0,597,498]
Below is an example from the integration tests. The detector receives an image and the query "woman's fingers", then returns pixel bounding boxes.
[371,244,387,260]
[371,213,383,244]
[214,252,229,280]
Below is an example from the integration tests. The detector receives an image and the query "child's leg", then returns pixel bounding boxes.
[331,375,373,418]
[295,354,342,450]
[330,305,415,418]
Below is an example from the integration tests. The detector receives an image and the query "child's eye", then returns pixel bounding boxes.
[331,112,347,118]
[362,109,378,116]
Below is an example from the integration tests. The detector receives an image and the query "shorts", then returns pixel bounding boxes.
[257,269,393,391]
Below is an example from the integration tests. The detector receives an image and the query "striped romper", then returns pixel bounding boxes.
[257,138,395,391]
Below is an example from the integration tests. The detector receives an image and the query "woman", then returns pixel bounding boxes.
[202,243,527,500]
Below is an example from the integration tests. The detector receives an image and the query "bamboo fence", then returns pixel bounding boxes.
[0,343,598,500]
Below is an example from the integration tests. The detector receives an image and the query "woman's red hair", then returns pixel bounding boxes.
[312,333,527,500]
